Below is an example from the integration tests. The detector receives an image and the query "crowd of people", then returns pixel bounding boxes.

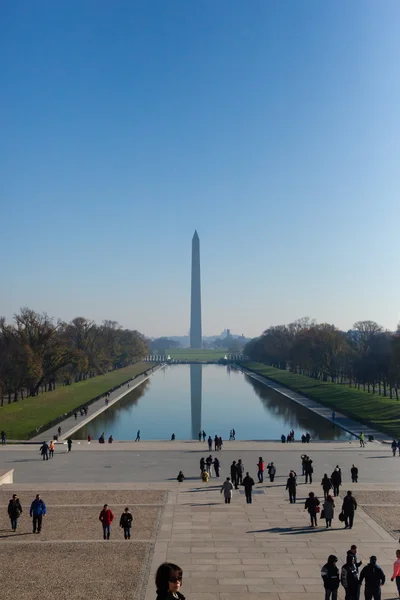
[153,552,400,600]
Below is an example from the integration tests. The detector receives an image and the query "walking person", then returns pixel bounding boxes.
[242,472,255,504]
[205,455,213,477]
[221,477,234,504]
[8,494,22,532]
[341,554,360,600]
[177,471,185,482]
[99,503,114,540]
[331,467,342,497]
[305,491,320,527]
[198,431,202,442]
[135,430,140,441]
[119,507,133,540]
[213,456,220,478]
[359,556,385,600]
[1,430,6,445]
[232,428,235,440]
[49,440,55,458]
[286,471,297,503]
[155,562,184,600]
[58,426,61,437]
[322,474,333,500]
[236,459,244,485]
[351,465,359,483]
[359,432,365,448]
[207,436,212,451]
[390,549,400,598]
[202,430,206,441]
[321,555,340,600]
[267,462,276,482]
[342,491,357,529]
[30,494,46,534]
[214,435,218,451]
[391,440,397,457]
[67,438,72,452]
[323,495,335,528]
[301,454,308,475]
[200,457,205,475]
[40,441,49,460]
[230,461,238,489]
[305,458,313,484]
[257,457,265,483]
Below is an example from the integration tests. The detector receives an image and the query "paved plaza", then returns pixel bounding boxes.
[1,442,400,599]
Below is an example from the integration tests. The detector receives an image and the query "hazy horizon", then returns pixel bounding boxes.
[2,2,400,338]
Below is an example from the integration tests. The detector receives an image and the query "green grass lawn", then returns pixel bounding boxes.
[0,362,153,440]
[166,348,228,361]
[243,362,400,438]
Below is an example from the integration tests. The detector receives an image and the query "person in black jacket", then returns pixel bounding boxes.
[342,491,357,529]
[351,465,359,483]
[321,554,340,600]
[341,554,360,600]
[286,472,297,503]
[230,461,238,489]
[321,474,333,500]
[304,458,313,484]
[119,507,133,540]
[359,556,385,600]
[155,562,184,600]
[331,468,342,496]
[8,494,23,532]
[305,491,320,527]
[242,472,255,504]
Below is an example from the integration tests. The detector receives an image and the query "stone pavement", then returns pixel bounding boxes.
[1,442,400,599]
[146,481,399,600]
[30,364,163,443]
[242,367,387,441]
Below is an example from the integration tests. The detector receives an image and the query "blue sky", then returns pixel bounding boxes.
[1,1,400,338]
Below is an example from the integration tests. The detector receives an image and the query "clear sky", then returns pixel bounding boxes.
[1,1,400,338]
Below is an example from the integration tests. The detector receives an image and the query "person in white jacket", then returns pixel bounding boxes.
[221,477,234,504]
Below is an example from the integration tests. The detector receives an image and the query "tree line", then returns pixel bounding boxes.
[244,317,400,399]
[0,308,149,405]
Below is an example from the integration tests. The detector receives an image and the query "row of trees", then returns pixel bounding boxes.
[244,317,400,399]
[0,308,149,405]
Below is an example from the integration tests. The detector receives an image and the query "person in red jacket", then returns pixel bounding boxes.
[99,503,114,540]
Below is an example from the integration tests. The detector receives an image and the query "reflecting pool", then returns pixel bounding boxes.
[73,364,353,441]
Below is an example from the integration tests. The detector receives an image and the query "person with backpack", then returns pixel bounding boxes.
[8,494,23,532]
[286,471,297,503]
[321,474,333,499]
[342,491,357,529]
[99,503,114,540]
[305,491,320,527]
[359,556,385,600]
[119,507,133,540]
[321,554,340,600]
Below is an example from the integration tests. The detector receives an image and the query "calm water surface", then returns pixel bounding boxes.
[74,365,352,441]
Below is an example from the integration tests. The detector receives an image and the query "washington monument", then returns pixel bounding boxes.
[190,230,202,348]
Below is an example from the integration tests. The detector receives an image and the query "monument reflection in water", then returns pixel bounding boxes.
[190,364,202,439]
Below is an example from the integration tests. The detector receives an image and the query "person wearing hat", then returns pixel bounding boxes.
[321,554,340,600]
[359,556,385,600]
